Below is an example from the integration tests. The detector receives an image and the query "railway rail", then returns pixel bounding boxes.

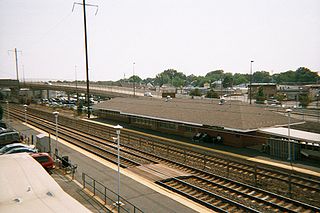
[4,104,320,211]
[157,175,317,212]
[8,108,146,168]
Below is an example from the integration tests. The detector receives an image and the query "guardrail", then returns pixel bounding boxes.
[82,173,143,213]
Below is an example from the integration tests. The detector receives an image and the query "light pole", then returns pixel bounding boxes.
[286,109,292,161]
[133,62,136,97]
[6,101,10,126]
[23,104,28,124]
[317,93,319,122]
[249,60,254,104]
[53,111,59,156]
[113,124,123,208]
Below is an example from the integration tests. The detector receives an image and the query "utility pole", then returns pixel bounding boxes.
[75,65,79,105]
[8,48,22,88]
[249,60,254,104]
[22,65,26,86]
[72,1,98,118]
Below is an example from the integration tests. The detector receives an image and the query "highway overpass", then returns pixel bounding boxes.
[0,80,161,98]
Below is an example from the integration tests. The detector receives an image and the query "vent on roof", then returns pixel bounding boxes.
[46,191,54,197]
[13,198,22,203]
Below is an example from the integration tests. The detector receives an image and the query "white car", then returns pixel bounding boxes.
[0,143,32,155]
[144,92,153,97]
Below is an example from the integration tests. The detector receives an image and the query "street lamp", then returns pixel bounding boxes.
[286,109,292,161]
[317,93,319,122]
[23,104,28,123]
[6,101,10,126]
[113,124,123,208]
[53,111,59,156]
[133,62,136,97]
[249,60,254,104]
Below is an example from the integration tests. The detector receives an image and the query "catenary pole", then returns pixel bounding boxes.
[82,0,90,118]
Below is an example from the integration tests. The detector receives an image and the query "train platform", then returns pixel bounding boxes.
[87,118,320,178]
[9,119,211,213]
[51,169,109,212]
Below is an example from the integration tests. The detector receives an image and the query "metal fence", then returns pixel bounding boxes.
[82,173,144,213]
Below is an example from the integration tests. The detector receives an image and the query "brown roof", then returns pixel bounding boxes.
[93,97,302,132]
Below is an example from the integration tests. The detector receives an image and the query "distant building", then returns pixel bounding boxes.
[248,83,277,99]
[277,85,308,101]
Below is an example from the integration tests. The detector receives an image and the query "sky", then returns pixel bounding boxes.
[0,0,320,81]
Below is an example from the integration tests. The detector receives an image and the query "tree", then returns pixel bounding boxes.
[233,73,249,85]
[189,88,202,96]
[128,75,142,83]
[185,74,198,86]
[142,77,155,85]
[222,73,233,88]
[275,93,286,103]
[255,87,266,104]
[195,76,211,87]
[295,67,319,83]
[273,67,319,84]
[205,70,224,80]
[206,89,219,98]
[299,94,311,108]
[252,71,271,83]
[154,69,186,86]
[172,77,185,87]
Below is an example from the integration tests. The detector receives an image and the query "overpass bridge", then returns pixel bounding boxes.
[0,80,162,99]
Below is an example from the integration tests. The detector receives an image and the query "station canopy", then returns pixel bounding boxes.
[258,127,320,144]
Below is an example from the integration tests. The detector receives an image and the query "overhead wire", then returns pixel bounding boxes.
[23,11,73,51]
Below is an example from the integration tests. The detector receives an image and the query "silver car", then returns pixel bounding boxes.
[0,143,30,155]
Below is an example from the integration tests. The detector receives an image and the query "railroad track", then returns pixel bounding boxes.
[158,177,259,213]
[157,175,318,212]
[8,108,146,168]
[4,104,320,211]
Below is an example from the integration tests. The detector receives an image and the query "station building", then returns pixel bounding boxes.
[92,97,305,148]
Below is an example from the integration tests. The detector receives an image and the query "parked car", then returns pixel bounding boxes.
[144,92,153,97]
[31,153,54,171]
[0,143,30,155]
[4,147,37,154]
[0,130,20,148]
